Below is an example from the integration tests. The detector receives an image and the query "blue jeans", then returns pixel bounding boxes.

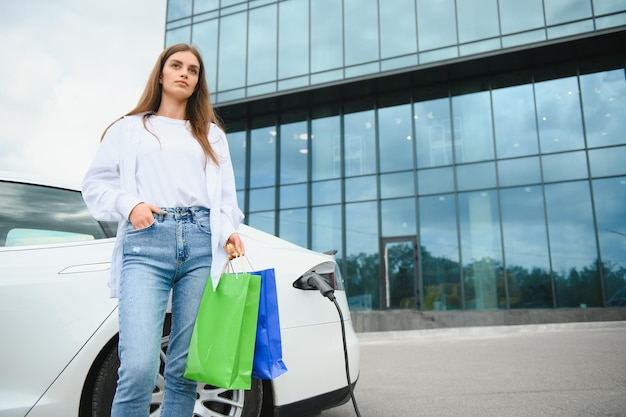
[112,207,212,417]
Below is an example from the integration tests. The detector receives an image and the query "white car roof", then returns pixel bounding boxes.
[0,171,82,191]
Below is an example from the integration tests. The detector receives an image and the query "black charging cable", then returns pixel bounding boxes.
[331,296,362,417]
[304,273,362,417]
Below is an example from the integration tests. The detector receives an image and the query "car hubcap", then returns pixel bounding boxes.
[149,336,245,417]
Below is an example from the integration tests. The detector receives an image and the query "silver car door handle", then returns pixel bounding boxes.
[58,262,111,274]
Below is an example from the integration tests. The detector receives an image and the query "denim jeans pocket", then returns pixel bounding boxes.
[194,213,212,235]
[125,218,157,235]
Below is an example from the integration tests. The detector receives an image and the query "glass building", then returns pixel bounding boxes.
[165,0,626,329]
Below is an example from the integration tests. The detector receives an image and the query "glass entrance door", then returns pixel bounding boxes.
[381,238,419,309]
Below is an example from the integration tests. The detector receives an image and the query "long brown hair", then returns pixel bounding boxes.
[103,43,222,165]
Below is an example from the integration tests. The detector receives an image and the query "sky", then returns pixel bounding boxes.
[0,0,167,186]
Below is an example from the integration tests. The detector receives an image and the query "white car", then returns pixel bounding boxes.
[0,174,360,417]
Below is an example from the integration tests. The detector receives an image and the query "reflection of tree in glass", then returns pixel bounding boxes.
[386,243,415,309]
[603,261,626,305]
[342,247,626,311]
[344,252,379,309]
[506,265,552,308]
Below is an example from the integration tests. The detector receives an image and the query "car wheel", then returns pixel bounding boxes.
[90,335,263,417]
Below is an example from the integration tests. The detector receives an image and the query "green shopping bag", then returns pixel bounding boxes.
[184,269,261,390]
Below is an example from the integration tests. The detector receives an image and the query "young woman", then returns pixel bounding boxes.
[82,43,245,417]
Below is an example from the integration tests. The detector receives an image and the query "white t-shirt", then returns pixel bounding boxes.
[135,115,211,208]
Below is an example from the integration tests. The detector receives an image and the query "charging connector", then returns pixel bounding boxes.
[305,272,336,301]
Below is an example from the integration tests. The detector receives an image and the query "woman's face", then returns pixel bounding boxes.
[159,50,201,101]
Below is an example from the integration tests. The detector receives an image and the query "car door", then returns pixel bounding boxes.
[0,180,118,415]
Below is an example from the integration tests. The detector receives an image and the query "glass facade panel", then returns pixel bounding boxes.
[544,0,592,25]
[279,183,306,209]
[249,187,275,212]
[311,115,341,181]
[380,172,415,199]
[217,12,247,91]
[312,204,343,256]
[279,207,307,247]
[344,110,377,176]
[278,76,308,91]
[419,194,461,310]
[593,0,626,14]
[502,30,546,48]
[547,20,594,39]
[382,55,419,72]
[278,0,309,79]
[310,0,343,73]
[544,181,602,307]
[345,175,377,202]
[346,201,380,309]
[497,157,542,187]
[417,167,454,195]
[379,0,417,59]
[542,151,588,182]
[344,0,379,66]
[498,0,545,34]
[580,69,626,148]
[166,26,191,46]
[378,104,414,172]
[493,84,539,158]
[191,19,218,92]
[456,162,497,191]
[194,0,219,14]
[417,0,457,51]
[168,0,192,21]
[248,211,275,235]
[595,12,626,29]
[459,38,501,57]
[247,82,276,97]
[500,186,553,308]
[420,46,458,64]
[344,61,379,79]
[414,98,453,168]
[221,0,244,7]
[227,130,247,191]
[592,177,626,305]
[248,5,277,86]
[381,198,417,237]
[249,124,277,188]
[312,179,341,205]
[589,146,626,178]
[535,76,585,153]
[452,91,495,163]
[459,190,504,310]
[279,120,308,184]
[217,88,245,103]
[456,0,500,43]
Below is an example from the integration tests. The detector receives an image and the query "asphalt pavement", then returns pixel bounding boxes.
[322,321,626,417]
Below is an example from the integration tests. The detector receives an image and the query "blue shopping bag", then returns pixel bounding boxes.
[251,268,288,380]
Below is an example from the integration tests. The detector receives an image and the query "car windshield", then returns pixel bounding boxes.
[0,180,111,246]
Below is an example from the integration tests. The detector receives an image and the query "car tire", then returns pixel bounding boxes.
[89,338,264,417]
[90,345,118,417]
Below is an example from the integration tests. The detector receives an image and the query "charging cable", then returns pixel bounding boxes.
[302,273,363,417]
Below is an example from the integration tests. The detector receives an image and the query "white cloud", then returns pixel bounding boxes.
[0,0,166,183]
